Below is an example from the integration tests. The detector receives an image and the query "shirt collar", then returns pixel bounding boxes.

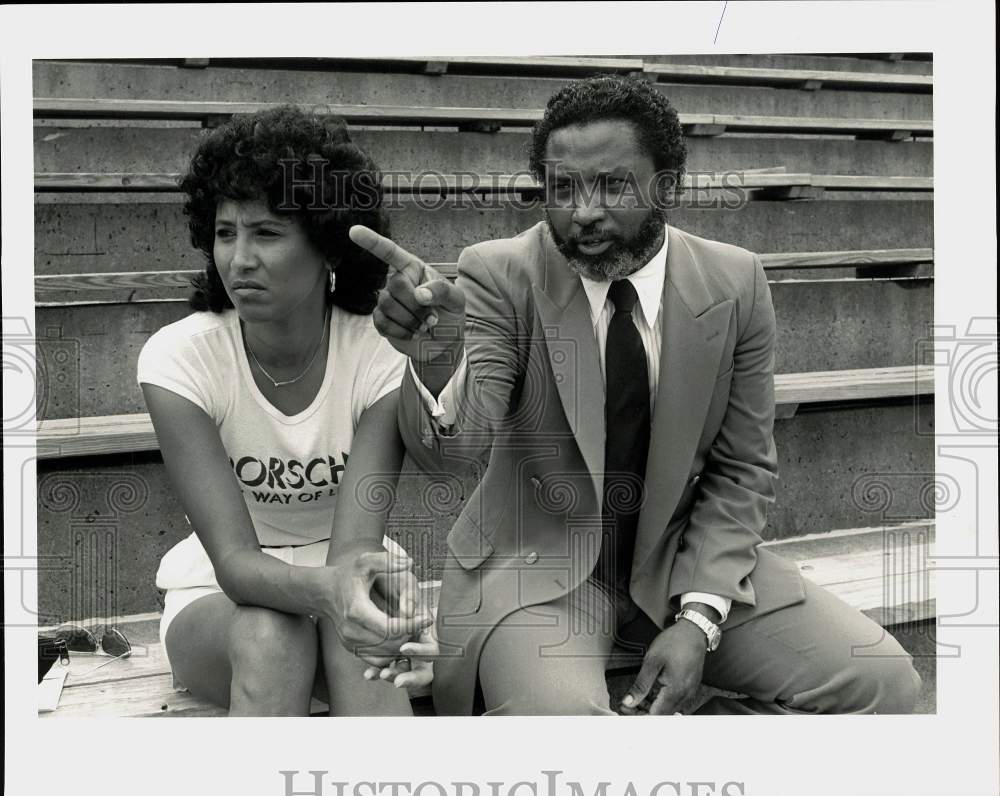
[579,225,668,328]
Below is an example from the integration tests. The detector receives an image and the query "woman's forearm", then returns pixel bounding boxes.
[326,392,407,564]
[215,549,332,617]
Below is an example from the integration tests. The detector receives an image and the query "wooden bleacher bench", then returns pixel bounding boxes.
[641,62,932,92]
[39,521,935,718]
[35,249,934,307]
[33,248,935,306]
[174,56,933,92]
[33,171,934,196]
[33,98,933,139]
[287,55,647,77]
[35,365,934,460]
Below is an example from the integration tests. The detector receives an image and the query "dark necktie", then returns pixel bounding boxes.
[597,279,651,591]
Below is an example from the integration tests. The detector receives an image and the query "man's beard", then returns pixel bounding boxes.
[547,207,667,282]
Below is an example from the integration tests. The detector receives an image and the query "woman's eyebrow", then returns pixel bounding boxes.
[216,217,291,227]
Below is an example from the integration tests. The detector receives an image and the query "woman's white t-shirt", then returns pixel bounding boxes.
[137,306,406,547]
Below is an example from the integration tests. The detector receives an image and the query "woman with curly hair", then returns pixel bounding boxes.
[137,105,428,716]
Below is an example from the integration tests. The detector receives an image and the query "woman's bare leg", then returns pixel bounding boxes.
[164,593,318,716]
[317,618,413,716]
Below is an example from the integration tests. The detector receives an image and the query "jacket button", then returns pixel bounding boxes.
[524,551,539,565]
[689,474,701,486]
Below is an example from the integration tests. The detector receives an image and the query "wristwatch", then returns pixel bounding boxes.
[675,609,722,652]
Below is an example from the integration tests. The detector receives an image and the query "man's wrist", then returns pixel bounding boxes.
[413,340,465,397]
[681,601,722,625]
[675,608,722,652]
[672,614,710,648]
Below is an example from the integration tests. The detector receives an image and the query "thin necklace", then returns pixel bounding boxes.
[244,307,330,388]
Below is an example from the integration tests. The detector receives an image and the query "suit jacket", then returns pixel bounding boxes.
[399,222,805,715]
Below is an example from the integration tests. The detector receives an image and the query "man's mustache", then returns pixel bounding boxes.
[569,231,623,246]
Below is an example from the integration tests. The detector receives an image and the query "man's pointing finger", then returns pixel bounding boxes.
[350,224,425,285]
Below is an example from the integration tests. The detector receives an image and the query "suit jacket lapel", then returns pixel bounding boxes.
[633,227,734,571]
[532,229,606,505]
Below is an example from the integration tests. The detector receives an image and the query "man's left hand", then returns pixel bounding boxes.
[620,619,708,715]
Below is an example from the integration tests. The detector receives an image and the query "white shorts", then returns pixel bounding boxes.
[157,532,404,690]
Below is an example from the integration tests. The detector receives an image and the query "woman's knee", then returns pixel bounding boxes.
[227,607,317,690]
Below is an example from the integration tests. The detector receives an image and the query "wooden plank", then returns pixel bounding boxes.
[32,98,933,137]
[643,62,933,91]
[37,413,161,459]
[360,55,645,74]
[33,98,544,125]
[35,366,936,460]
[35,172,543,194]
[33,249,935,302]
[35,172,547,194]
[642,54,932,76]
[47,669,342,718]
[707,113,933,136]
[224,55,645,75]
[812,175,932,191]
[796,542,935,623]
[36,173,183,191]
[46,672,227,717]
[35,269,200,297]
[773,365,934,404]
[36,170,842,194]
[764,522,936,624]
[760,248,933,270]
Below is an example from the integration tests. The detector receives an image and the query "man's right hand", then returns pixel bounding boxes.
[321,549,432,667]
[350,225,466,367]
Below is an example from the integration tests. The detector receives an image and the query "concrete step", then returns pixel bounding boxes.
[34,125,933,181]
[33,60,933,121]
[35,197,934,275]
[34,399,934,621]
[34,277,932,421]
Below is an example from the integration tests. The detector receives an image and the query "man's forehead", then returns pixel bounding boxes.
[544,119,647,173]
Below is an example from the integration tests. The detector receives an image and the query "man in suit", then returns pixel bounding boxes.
[347,76,921,715]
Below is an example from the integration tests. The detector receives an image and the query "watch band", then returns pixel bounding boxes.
[675,608,722,652]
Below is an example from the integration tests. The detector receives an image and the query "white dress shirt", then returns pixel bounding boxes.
[410,226,731,624]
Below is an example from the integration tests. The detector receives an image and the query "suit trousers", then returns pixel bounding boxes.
[474,576,922,715]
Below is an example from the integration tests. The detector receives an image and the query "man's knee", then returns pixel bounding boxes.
[487,687,611,716]
[481,667,611,716]
[842,652,922,714]
[228,607,316,695]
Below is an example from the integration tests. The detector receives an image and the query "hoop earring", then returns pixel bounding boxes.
[328,269,336,292]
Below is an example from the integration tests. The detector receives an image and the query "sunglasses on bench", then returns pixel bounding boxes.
[54,625,132,664]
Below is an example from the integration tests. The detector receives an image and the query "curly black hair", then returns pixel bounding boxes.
[528,75,687,196]
[181,104,388,315]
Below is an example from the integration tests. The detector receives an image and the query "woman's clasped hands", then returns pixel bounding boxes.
[363,621,438,693]
[322,546,439,691]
